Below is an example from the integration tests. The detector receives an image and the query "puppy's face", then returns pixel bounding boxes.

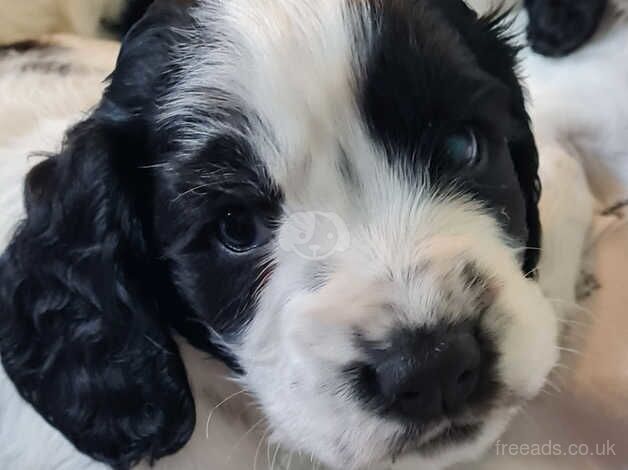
[154,1,555,467]
[0,1,557,469]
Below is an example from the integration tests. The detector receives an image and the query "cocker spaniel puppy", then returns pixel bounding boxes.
[469,0,620,57]
[0,1,593,469]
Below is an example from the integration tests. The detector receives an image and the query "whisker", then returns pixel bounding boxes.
[557,346,584,357]
[546,298,594,317]
[270,443,281,470]
[205,389,247,439]
[286,451,295,470]
[538,388,560,400]
[226,417,266,463]
[563,327,591,342]
[266,439,275,470]
[553,362,574,373]
[543,378,563,394]
[173,183,212,202]
[556,317,590,328]
[254,429,271,470]
[252,259,276,300]
[138,162,171,170]
[143,335,174,355]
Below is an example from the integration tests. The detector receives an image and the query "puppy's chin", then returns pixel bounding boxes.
[390,407,517,470]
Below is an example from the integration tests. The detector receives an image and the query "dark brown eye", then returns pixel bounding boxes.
[442,127,484,169]
[217,208,270,252]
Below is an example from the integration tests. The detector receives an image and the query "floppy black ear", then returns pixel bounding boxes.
[0,2,196,469]
[505,127,541,275]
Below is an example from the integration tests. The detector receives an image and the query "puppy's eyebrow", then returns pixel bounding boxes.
[466,77,519,138]
[177,135,281,203]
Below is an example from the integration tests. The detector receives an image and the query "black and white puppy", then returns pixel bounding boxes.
[525,0,609,56]
[469,0,614,57]
[0,1,592,469]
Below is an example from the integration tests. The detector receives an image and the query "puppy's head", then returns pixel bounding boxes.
[0,1,557,469]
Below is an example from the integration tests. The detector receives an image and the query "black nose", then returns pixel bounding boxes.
[373,324,482,421]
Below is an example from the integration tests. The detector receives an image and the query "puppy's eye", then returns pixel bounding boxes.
[442,127,483,169]
[217,208,271,252]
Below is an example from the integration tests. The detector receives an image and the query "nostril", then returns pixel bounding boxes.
[457,368,475,386]
[369,325,484,421]
[445,365,480,411]
[400,390,421,401]
[396,385,443,420]
[442,336,481,413]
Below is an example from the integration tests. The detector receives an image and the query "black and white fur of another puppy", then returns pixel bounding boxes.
[470,0,625,57]
[0,1,593,470]
[524,0,612,57]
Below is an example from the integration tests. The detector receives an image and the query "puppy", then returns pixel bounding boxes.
[525,0,609,56]
[468,0,624,57]
[523,4,628,203]
[0,1,593,470]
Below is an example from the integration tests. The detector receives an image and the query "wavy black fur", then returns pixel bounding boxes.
[0,3,196,469]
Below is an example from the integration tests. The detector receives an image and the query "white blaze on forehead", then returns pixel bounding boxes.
[176,0,376,187]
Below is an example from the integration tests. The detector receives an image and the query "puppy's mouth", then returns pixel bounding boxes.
[417,421,482,453]
[390,419,482,461]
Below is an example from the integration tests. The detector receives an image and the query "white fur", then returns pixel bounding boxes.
[524,11,628,203]
[159,2,562,468]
